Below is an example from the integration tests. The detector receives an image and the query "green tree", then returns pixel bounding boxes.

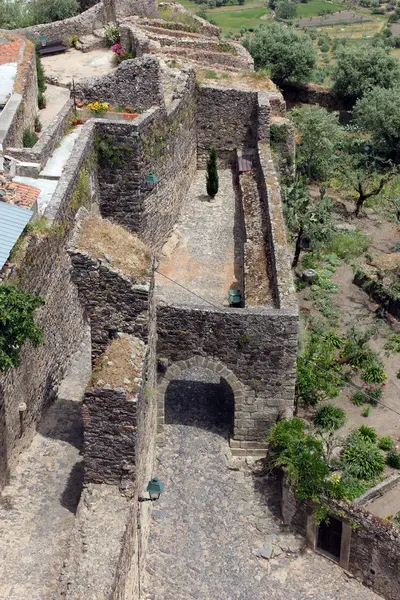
[0,285,44,374]
[354,86,400,162]
[206,147,219,198]
[275,0,297,20]
[0,0,30,28]
[243,22,316,84]
[29,0,78,24]
[332,44,400,104]
[335,138,398,216]
[290,105,341,181]
[283,178,333,266]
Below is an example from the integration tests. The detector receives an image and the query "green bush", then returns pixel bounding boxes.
[0,285,44,373]
[314,404,346,431]
[357,425,378,443]
[326,231,370,260]
[384,333,400,356]
[387,450,400,469]
[379,436,394,451]
[352,391,366,406]
[104,23,120,47]
[38,91,46,110]
[34,116,42,133]
[29,0,78,24]
[23,129,38,148]
[362,405,371,417]
[342,433,385,479]
[361,362,387,385]
[36,53,46,94]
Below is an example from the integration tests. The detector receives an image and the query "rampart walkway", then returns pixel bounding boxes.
[0,332,90,600]
[156,170,243,307]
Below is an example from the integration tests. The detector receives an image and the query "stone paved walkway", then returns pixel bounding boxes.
[0,331,91,600]
[156,170,244,307]
[143,368,382,600]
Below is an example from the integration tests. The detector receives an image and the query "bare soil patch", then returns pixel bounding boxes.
[91,335,146,394]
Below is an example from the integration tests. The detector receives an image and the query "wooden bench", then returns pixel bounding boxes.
[37,40,67,57]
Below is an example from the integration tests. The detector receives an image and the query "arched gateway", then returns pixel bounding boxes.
[157,355,250,443]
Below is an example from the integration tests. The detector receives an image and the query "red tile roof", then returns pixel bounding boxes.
[1,180,40,209]
[0,39,22,66]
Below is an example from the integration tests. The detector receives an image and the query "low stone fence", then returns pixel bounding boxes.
[6,99,74,168]
[0,34,37,148]
[281,478,400,600]
[12,3,104,43]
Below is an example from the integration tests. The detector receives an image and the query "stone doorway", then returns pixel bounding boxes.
[157,356,245,440]
[164,367,234,438]
[317,516,342,561]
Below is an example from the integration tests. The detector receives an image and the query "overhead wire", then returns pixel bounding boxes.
[155,268,400,418]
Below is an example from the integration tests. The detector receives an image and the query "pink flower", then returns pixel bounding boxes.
[382,383,386,387]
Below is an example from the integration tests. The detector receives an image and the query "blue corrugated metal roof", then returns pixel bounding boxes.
[0,201,33,270]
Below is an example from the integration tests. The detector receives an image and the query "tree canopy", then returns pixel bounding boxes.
[243,22,316,85]
[0,0,78,28]
[355,86,400,162]
[290,105,341,181]
[0,285,44,374]
[332,44,400,104]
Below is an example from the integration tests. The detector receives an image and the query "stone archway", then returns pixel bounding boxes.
[157,356,246,439]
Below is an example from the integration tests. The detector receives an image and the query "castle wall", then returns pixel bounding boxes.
[157,304,298,443]
[74,56,165,112]
[69,247,153,359]
[281,479,400,600]
[0,124,98,491]
[97,70,197,253]
[197,85,258,167]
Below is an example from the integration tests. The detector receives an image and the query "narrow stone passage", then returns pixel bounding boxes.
[0,331,91,600]
[144,368,382,600]
[156,170,244,307]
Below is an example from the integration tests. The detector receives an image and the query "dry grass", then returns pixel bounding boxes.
[196,68,277,91]
[78,216,152,281]
[91,335,146,393]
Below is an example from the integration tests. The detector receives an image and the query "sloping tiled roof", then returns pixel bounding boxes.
[0,200,33,270]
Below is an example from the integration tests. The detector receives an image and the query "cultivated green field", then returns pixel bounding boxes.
[296,0,344,18]
[178,1,271,34]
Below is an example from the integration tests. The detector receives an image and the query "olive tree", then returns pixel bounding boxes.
[29,0,78,24]
[355,86,400,162]
[290,105,342,181]
[332,44,400,104]
[243,22,316,84]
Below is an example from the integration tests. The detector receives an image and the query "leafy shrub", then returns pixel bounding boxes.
[205,69,218,79]
[357,425,378,443]
[36,54,46,93]
[104,23,120,47]
[362,405,371,417]
[38,91,46,110]
[0,285,44,373]
[352,391,366,406]
[314,404,346,431]
[384,333,400,356]
[23,129,38,148]
[326,231,370,260]
[379,436,394,451]
[342,433,385,479]
[361,362,387,384]
[29,0,78,24]
[329,471,368,501]
[365,385,383,406]
[387,450,400,469]
[34,116,42,133]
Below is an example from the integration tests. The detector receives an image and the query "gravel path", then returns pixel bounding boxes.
[0,331,91,600]
[144,368,382,600]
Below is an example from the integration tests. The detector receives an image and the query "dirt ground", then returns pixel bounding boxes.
[41,48,116,86]
[297,194,400,444]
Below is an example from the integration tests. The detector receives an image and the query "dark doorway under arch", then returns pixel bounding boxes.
[164,367,234,438]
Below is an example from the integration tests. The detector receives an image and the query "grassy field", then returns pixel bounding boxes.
[178,0,270,35]
[296,0,344,18]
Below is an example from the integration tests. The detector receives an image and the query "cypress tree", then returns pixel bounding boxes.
[206,147,219,199]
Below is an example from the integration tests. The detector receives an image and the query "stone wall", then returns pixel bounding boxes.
[197,85,258,167]
[0,123,99,491]
[74,55,165,112]
[269,116,296,180]
[6,99,74,168]
[12,3,104,42]
[97,69,197,253]
[157,304,298,443]
[281,81,350,112]
[0,35,37,148]
[281,479,400,600]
